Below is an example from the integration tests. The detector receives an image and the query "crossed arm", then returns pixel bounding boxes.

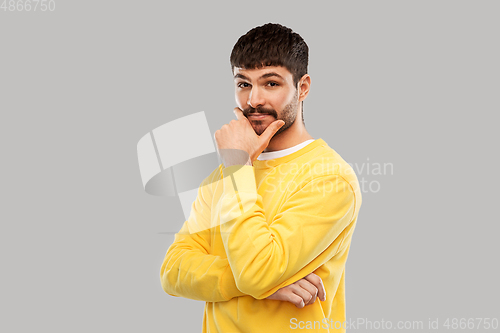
[160,220,324,307]
[160,164,355,306]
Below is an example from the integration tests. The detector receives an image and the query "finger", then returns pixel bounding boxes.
[274,287,306,308]
[304,273,326,302]
[296,279,318,305]
[233,107,246,121]
[259,119,285,143]
[287,293,306,309]
[289,283,315,307]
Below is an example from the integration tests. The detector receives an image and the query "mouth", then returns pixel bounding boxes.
[247,114,271,120]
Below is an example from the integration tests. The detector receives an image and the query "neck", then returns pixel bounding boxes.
[263,119,314,152]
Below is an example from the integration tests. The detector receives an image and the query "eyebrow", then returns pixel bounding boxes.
[234,72,285,81]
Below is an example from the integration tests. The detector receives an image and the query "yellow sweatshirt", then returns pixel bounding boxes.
[160,138,362,332]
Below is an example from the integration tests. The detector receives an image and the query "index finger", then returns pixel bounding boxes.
[304,273,326,302]
[233,107,246,121]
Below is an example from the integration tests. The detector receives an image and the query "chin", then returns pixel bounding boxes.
[252,123,269,133]
[251,126,265,136]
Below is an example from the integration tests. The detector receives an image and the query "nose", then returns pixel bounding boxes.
[247,86,265,109]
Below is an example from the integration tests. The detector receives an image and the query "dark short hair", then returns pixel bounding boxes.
[230,23,308,87]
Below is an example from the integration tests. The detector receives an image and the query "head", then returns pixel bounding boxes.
[230,23,310,136]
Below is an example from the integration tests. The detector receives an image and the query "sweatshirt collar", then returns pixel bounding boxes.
[253,138,325,169]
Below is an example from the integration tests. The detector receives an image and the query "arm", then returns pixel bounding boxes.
[159,166,247,302]
[219,165,357,299]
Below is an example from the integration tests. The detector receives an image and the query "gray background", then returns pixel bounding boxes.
[1,1,498,332]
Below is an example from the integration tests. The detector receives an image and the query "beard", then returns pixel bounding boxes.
[243,89,299,136]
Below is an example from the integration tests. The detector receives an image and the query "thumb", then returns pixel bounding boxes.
[260,120,285,143]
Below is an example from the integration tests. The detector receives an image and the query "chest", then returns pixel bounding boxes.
[209,167,297,257]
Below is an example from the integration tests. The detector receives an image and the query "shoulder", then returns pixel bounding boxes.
[295,141,362,201]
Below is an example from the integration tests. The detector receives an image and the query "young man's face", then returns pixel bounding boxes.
[233,65,300,136]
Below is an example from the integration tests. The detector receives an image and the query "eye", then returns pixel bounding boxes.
[237,82,250,88]
[267,81,279,87]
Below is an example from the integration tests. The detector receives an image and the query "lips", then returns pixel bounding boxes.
[247,114,270,119]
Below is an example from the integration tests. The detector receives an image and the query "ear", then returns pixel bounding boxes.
[297,74,311,102]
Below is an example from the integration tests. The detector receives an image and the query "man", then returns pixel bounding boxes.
[160,23,362,332]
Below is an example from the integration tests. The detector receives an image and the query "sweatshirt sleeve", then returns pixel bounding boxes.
[219,165,357,300]
[159,166,247,302]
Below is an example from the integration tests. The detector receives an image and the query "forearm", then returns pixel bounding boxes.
[159,165,247,302]
[160,240,246,302]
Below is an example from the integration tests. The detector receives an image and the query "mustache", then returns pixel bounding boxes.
[242,106,277,118]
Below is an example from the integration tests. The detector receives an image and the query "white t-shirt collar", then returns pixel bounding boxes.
[256,139,315,161]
